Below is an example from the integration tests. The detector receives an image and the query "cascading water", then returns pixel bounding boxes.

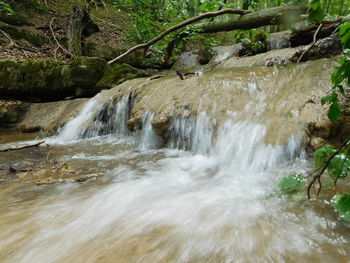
[54,95,131,142]
[1,59,350,263]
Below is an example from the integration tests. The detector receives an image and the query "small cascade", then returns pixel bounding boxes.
[138,112,161,150]
[214,121,303,173]
[167,112,213,153]
[54,95,131,142]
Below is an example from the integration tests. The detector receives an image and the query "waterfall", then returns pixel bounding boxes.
[53,95,131,142]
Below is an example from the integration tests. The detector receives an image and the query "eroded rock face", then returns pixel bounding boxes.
[17,99,87,133]
[0,100,29,125]
[12,55,343,151]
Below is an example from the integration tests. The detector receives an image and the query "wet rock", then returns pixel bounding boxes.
[0,100,29,125]
[172,50,211,70]
[18,98,87,133]
[268,31,291,50]
[126,116,142,132]
[310,137,326,151]
[210,43,243,63]
[151,114,171,139]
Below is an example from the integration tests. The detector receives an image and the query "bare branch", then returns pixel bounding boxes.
[108,8,251,65]
[297,23,323,63]
[50,18,75,58]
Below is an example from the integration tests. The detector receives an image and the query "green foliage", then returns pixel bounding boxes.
[236,29,269,54]
[313,144,336,167]
[328,154,350,179]
[307,0,325,23]
[278,174,305,194]
[331,194,350,222]
[0,1,15,16]
[321,16,350,122]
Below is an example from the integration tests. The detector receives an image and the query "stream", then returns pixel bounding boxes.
[1,60,350,262]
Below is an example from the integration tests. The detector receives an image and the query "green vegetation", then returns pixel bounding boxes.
[278,0,350,223]
[278,173,305,194]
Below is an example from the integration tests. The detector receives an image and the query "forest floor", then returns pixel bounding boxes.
[0,0,130,61]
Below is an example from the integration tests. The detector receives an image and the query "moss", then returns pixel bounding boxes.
[1,57,108,101]
[69,56,107,87]
[0,60,20,97]
[0,11,29,25]
[0,24,46,47]
[97,63,150,88]
[19,59,66,100]
[83,42,145,67]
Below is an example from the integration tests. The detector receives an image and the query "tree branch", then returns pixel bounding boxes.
[50,18,75,58]
[307,137,350,199]
[108,8,251,65]
[297,22,323,63]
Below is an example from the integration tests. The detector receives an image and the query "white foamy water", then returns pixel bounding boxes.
[1,114,349,263]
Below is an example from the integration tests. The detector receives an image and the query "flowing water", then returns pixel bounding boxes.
[1,60,350,262]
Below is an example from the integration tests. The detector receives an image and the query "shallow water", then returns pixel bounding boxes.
[1,119,350,263]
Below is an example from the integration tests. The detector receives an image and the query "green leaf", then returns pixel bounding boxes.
[321,92,338,105]
[339,22,350,36]
[328,101,341,121]
[341,31,350,49]
[331,66,343,85]
[328,154,350,179]
[278,174,305,194]
[314,144,336,167]
[331,194,350,222]
[308,10,325,23]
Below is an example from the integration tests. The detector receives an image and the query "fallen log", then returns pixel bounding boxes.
[290,21,340,47]
[0,141,45,152]
[196,6,306,33]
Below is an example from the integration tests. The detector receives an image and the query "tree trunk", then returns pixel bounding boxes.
[68,6,99,56]
[195,6,306,33]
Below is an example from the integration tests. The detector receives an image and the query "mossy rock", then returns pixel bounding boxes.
[83,42,145,67]
[0,57,108,101]
[0,24,46,47]
[19,59,67,100]
[0,101,29,124]
[97,63,151,88]
[69,57,107,86]
[0,60,20,97]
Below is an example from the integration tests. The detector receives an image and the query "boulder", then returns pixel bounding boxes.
[97,63,151,89]
[17,98,87,133]
[0,57,107,101]
[0,100,29,125]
